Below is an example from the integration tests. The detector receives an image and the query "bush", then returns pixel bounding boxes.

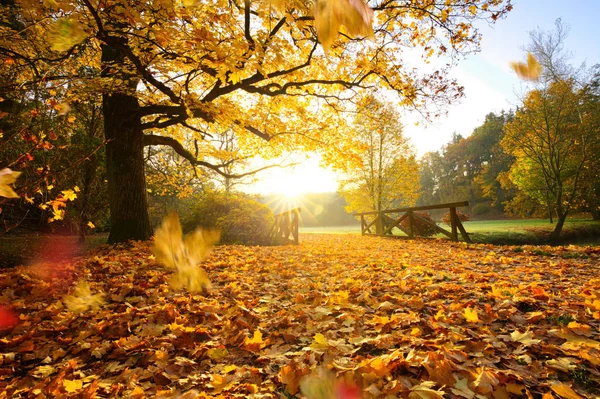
[442,209,470,226]
[183,192,274,245]
[399,211,438,237]
[471,203,490,216]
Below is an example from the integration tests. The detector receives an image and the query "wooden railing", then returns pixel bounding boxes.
[356,201,472,243]
[269,207,301,244]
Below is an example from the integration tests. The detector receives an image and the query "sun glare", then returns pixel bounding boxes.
[249,156,339,198]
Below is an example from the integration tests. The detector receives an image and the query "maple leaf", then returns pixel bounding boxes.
[408,381,445,399]
[550,382,585,399]
[243,329,266,352]
[464,306,479,323]
[510,52,542,81]
[63,280,106,313]
[511,328,541,346]
[152,211,220,292]
[0,168,21,198]
[472,368,499,395]
[313,0,373,52]
[63,379,83,393]
[451,377,476,399]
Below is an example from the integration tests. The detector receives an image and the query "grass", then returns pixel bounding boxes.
[300,219,600,246]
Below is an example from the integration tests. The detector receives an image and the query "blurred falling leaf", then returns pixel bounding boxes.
[510,52,542,81]
[0,168,21,198]
[314,0,373,52]
[48,17,87,52]
[63,280,106,313]
[152,211,220,292]
[55,102,71,115]
[0,305,19,330]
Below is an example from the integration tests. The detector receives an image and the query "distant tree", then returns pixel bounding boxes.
[340,97,420,223]
[503,79,598,238]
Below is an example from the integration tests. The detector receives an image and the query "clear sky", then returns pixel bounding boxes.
[247,0,600,195]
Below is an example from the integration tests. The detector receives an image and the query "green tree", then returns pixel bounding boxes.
[502,79,598,238]
[340,97,420,218]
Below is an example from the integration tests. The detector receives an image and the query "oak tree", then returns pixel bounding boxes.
[0,0,512,242]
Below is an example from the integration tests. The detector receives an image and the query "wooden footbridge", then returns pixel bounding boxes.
[355,201,472,243]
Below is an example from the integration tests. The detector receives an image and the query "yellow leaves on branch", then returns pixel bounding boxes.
[152,211,220,293]
[313,0,374,52]
[510,52,542,81]
[63,280,106,313]
[0,168,21,198]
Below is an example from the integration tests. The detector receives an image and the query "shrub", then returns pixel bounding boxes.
[183,192,274,245]
[399,211,438,237]
[442,209,470,226]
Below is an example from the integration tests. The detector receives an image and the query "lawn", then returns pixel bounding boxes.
[300,219,600,246]
[0,234,598,398]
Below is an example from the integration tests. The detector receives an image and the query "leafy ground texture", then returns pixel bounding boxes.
[1,234,599,398]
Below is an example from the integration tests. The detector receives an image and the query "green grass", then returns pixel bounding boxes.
[299,225,361,234]
[300,219,600,246]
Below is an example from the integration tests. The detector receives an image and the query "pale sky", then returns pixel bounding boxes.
[246,0,600,196]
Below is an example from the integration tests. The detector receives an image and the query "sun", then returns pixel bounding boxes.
[248,156,340,197]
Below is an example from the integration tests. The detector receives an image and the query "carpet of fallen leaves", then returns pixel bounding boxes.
[1,234,599,398]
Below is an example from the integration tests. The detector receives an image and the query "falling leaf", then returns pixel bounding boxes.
[0,305,19,330]
[313,0,373,52]
[54,102,71,115]
[152,211,220,293]
[510,52,542,81]
[63,280,106,313]
[47,17,87,52]
[87,221,96,229]
[0,168,21,198]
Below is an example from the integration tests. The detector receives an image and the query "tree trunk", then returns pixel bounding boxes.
[102,44,151,243]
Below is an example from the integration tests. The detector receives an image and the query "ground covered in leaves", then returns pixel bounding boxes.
[1,234,599,398]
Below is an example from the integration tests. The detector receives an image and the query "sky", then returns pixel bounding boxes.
[246,0,600,196]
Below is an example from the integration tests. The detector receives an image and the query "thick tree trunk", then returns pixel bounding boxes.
[102,44,151,243]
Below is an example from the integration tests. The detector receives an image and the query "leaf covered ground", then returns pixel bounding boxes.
[1,234,599,398]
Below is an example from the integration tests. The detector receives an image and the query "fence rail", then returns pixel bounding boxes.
[269,207,301,244]
[355,201,471,242]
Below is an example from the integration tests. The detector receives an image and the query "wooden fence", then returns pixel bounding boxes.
[269,207,301,245]
[356,201,472,242]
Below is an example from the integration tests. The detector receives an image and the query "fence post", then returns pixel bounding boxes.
[376,211,383,235]
[408,211,415,238]
[450,207,458,241]
[292,209,299,244]
[360,215,366,235]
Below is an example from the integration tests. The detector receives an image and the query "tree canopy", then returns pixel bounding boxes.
[1,0,513,241]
